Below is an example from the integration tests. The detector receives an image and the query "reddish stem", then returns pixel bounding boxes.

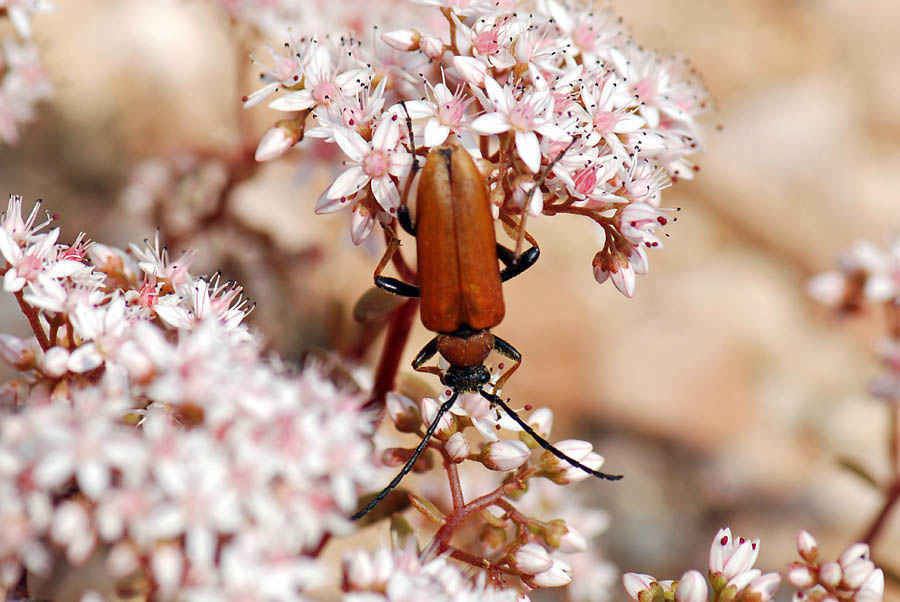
[14,290,50,351]
[362,298,419,418]
[441,449,465,511]
[429,468,533,554]
[862,403,900,546]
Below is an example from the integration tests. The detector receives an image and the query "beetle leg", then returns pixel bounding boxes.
[352,390,461,520]
[491,335,522,392]
[398,204,416,237]
[479,390,623,481]
[373,235,421,298]
[411,336,445,379]
[498,243,540,282]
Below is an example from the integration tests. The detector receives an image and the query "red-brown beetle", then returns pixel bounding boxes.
[352,134,621,521]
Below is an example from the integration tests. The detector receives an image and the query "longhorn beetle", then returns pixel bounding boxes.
[351,122,621,521]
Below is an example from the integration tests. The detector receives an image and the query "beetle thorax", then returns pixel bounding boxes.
[437,329,494,368]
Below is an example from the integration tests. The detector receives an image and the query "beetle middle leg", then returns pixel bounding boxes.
[491,334,522,392]
[373,232,420,298]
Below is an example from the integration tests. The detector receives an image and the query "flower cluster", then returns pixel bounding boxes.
[380,389,610,597]
[787,531,884,602]
[342,542,521,602]
[0,1,53,144]
[808,238,900,400]
[624,527,781,602]
[247,0,706,296]
[0,195,377,600]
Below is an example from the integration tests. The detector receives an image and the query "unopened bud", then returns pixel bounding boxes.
[381,29,421,51]
[797,530,818,563]
[452,56,487,85]
[445,432,469,462]
[482,439,531,471]
[819,562,842,588]
[527,557,571,588]
[420,397,454,440]
[0,334,35,368]
[342,549,374,590]
[511,543,553,575]
[526,407,553,440]
[675,570,708,602]
[420,34,444,59]
[838,543,870,567]
[858,569,884,600]
[42,346,70,378]
[550,451,605,484]
[726,568,760,593]
[386,392,421,433]
[786,563,814,589]
[841,558,874,590]
[255,119,303,161]
[539,439,591,472]
[745,573,780,602]
[623,573,658,601]
[557,524,588,553]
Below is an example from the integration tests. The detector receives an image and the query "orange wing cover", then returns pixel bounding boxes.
[416,144,505,333]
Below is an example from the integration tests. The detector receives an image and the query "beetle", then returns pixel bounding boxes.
[351,135,621,521]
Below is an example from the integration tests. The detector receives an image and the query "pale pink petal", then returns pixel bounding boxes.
[471,112,511,135]
[372,118,400,152]
[371,176,400,212]
[326,165,369,200]
[424,119,451,147]
[243,82,281,108]
[515,130,541,173]
[67,343,103,373]
[315,191,354,214]
[268,90,316,111]
[350,205,376,245]
[333,128,371,163]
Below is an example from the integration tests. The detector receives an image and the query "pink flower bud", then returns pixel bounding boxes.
[42,346,70,377]
[67,342,103,373]
[445,432,470,462]
[722,538,759,580]
[528,557,571,587]
[842,558,875,590]
[787,562,814,589]
[483,440,531,471]
[386,392,421,433]
[420,35,444,59]
[452,56,487,85]
[511,543,553,575]
[747,572,781,602]
[819,561,842,588]
[675,570,707,602]
[549,451,605,484]
[727,568,761,592]
[255,120,303,162]
[558,525,588,553]
[420,397,454,440]
[710,527,733,574]
[0,334,34,368]
[151,544,183,596]
[838,543,870,568]
[526,407,553,440]
[539,439,591,472]
[797,530,818,563]
[381,29,421,51]
[792,593,809,602]
[343,549,375,590]
[858,568,884,600]
[623,573,657,601]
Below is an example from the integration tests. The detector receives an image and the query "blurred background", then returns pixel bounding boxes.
[1,0,899,598]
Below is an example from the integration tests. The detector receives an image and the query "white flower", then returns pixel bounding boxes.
[324,114,412,213]
[269,40,370,112]
[471,76,569,173]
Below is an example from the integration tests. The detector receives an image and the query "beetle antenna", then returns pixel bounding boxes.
[351,390,461,520]
[480,390,623,481]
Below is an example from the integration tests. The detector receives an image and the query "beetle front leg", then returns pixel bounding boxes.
[373,235,420,298]
[497,243,540,282]
[411,336,445,380]
[491,335,522,392]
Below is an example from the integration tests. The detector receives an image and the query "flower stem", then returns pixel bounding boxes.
[362,297,419,418]
[14,290,50,351]
[861,402,900,546]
